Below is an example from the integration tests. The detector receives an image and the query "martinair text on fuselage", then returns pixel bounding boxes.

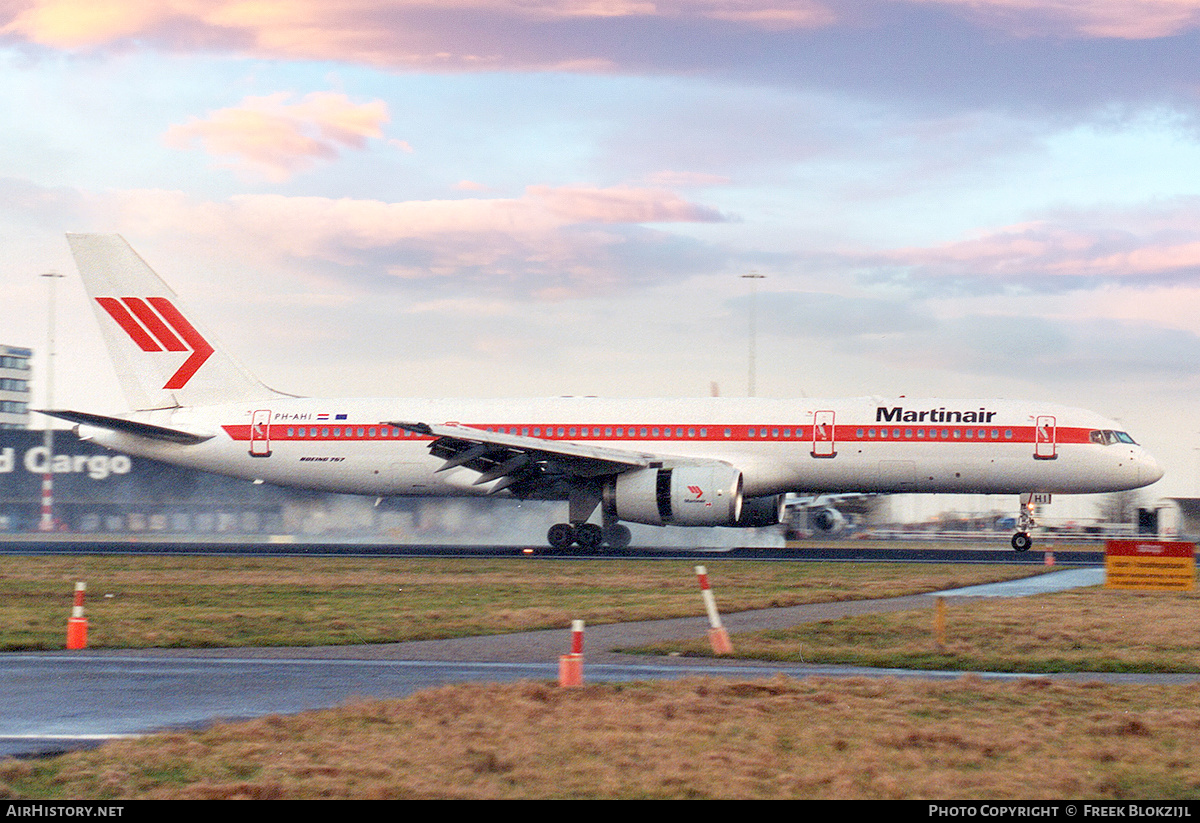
[877,406,998,424]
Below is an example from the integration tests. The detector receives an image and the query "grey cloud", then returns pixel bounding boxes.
[732,290,932,338]
[739,290,1200,384]
[872,314,1200,383]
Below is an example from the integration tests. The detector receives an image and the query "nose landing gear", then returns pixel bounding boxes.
[1011,492,1043,552]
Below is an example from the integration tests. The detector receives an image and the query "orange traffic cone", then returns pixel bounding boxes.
[558,620,584,687]
[66,581,87,649]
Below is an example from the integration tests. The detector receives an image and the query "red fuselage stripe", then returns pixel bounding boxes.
[219,423,1093,445]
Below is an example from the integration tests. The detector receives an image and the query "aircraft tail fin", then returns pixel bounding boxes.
[67,233,283,409]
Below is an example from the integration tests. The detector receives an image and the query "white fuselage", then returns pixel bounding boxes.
[75,396,1163,501]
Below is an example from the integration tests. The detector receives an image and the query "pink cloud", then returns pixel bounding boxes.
[218,184,722,242]
[93,184,726,293]
[0,1,837,69]
[699,0,836,29]
[881,203,1200,282]
[911,0,1200,39]
[528,184,725,223]
[1,0,164,47]
[164,91,389,181]
[4,0,1197,70]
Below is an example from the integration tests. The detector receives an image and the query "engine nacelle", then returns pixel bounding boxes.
[605,464,743,527]
[810,506,846,534]
[735,494,786,528]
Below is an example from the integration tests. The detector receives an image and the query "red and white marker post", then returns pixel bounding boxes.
[66,581,87,650]
[695,566,733,654]
[558,619,584,687]
[38,473,54,532]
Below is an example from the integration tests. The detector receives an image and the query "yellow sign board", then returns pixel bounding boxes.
[1105,540,1196,592]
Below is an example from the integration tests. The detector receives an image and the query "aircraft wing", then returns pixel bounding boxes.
[388,421,660,494]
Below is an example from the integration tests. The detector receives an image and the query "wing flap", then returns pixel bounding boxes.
[387,420,658,493]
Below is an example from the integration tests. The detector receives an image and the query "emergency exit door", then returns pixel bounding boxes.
[250,409,272,457]
[1034,415,1056,460]
[811,410,837,458]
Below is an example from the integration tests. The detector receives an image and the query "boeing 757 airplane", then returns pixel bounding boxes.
[42,234,1163,551]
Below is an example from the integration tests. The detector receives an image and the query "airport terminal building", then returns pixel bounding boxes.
[0,345,31,430]
[0,429,299,535]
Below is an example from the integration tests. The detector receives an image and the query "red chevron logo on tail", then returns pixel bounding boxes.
[95,297,214,389]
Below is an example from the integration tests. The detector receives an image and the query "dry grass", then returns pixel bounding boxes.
[3,676,1200,799]
[640,587,1200,673]
[2,556,1199,799]
[0,555,1047,649]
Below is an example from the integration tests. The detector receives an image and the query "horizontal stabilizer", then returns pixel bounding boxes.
[38,409,214,445]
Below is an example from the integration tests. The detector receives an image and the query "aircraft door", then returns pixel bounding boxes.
[250,409,272,457]
[811,410,837,458]
[1034,415,1056,460]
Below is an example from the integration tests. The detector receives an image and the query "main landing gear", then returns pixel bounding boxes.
[545,481,632,551]
[547,522,632,551]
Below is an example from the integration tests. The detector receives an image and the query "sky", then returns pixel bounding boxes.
[3,0,1200,520]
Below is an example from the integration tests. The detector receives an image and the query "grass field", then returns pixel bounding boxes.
[2,554,1198,800]
[0,554,1050,649]
[5,677,1200,799]
[638,586,1200,673]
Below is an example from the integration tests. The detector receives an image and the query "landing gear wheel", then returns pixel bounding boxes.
[547,523,576,550]
[1011,532,1032,552]
[575,523,604,550]
[602,524,632,549]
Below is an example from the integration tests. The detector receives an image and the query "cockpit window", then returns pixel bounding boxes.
[1090,430,1138,446]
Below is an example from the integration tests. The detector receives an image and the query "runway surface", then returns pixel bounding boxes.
[3,567,1196,758]
[0,536,1106,565]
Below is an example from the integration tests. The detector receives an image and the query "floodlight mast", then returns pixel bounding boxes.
[742,272,765,397]
[38,272,63,532]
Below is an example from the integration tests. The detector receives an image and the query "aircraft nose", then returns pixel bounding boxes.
[1140,450,1165,486]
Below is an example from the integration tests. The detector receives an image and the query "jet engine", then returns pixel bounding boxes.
[809,506,846,534]
[735,494,786,528]
[605,464,743,527]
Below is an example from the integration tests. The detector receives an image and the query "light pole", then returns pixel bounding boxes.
[38,272,63,532]
[741,272,765,397]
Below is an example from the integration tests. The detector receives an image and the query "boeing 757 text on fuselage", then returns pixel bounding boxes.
[43,235,1163,551]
